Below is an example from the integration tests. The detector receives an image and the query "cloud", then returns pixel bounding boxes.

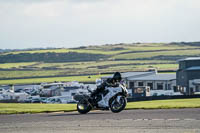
[0,0,200,49]
[0,0,66,17]
[23,1,65,17]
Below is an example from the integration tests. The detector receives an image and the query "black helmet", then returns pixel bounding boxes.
[113,72,122,82]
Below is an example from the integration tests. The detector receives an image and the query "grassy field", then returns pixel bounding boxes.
[126,98,200,109]
[0,103,76,114]
[2,43,198,55]
[0,60,177,80]
[0,62,37,69]
[0,43,200,85]
[113,49,200,60]
[0,74,109,85]
[2,47,128,55]
[0,98,200,114]
[0,60,176,69]
[0,70,72,79]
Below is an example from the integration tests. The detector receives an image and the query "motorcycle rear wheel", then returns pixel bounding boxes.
[77,99,92,114]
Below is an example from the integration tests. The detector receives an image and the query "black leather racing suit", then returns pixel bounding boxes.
[91,78,118,98]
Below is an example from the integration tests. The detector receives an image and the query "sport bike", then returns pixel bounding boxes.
[74,83,128,114]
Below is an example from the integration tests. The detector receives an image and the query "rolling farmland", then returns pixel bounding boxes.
[0,42,200,84]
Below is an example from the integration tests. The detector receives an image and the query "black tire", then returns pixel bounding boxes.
[77,99,92,114]
[109,95,127,113]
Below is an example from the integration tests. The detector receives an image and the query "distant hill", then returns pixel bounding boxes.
[0,42,200,63]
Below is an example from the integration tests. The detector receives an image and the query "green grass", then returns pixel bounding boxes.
[2,43,199,56]
[0,43,200,84]
[113,49,200,60]
[133,64,178,70]
[0,60,176,70]
[0,62,178,85]
[0,98,200,114]
[2,48,128,55]
[0,74,109,85]
[0,70,68,79]
[0,70,82,79]
[0,62,37,69]
[0,103,76,114]
[126,98,200,109]
[0,60,177,80]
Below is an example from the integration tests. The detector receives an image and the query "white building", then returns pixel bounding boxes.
[127,73,182,96]
[101,71,182,97]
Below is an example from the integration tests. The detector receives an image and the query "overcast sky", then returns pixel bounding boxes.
[0,0,200,49]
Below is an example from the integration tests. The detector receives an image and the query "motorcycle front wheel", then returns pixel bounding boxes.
[109,95,127,113]
[77,99,92,114]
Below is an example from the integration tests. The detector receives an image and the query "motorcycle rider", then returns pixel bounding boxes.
[90,72,122,105]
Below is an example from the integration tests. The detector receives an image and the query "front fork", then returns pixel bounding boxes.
[116,95,121,103]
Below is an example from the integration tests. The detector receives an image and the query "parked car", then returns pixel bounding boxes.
[46,97,61,103]
[31,97,41,103]
[24,97,32,103]
[24,96,41,103]
[40,97,47,103]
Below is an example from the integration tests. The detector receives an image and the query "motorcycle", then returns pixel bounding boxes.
[74,83,128,114]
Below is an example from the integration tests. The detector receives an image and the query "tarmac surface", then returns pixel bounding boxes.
[0,108,200,133]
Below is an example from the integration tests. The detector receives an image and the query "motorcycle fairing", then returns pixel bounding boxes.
[97,86,122,108]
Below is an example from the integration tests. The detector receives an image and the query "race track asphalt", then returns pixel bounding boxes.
[0,108,200,133]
